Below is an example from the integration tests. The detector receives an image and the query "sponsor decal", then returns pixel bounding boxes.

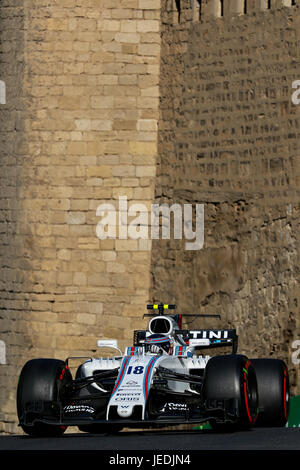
[115,397,140,402]
[126,347,140,356]
[190,330,230,339]
[175,346,186,356]
[63,405,95,414]
[160,402,188,413]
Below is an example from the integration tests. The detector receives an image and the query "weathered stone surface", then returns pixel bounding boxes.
[0,0,300,435]
[151,0,300,398]
[0,0,161,433]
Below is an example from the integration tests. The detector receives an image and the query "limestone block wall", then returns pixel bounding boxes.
[0,0,26,434]
[0,0,161,434]
[1,0,300,435]
[151,0,300,395]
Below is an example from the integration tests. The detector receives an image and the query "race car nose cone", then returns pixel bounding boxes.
[117,405,133,418]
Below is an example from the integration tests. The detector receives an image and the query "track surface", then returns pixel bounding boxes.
[0,427,299,451]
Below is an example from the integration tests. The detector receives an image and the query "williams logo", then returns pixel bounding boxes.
[63,405,95,414]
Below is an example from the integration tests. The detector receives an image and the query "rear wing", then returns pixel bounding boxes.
[133,328,238,354]
[145,304,176,316]
[186,329,238,353]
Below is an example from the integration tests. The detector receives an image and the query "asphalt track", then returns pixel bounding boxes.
[0,426,299,452]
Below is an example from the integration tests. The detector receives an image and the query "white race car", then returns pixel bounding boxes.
[17,304,290,436]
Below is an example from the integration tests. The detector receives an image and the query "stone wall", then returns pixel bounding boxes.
[1,0,300,434]
[0,0,161,434]
[151,0,300,394]
[0,0,26,434]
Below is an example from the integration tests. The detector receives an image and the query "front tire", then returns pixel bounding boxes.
[203,355,258,432]
[251,358,289,427]
[17,358,72,437]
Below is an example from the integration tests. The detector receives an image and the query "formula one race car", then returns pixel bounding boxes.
[17,304,290,436]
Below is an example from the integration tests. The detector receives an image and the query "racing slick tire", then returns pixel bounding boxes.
[203,354,258,432]
[251,358,289,427]
[17,358,72,437]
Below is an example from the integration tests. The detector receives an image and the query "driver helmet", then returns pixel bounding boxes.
[145,334,172,354]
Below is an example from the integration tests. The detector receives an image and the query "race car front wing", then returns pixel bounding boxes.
[19,396,240,429]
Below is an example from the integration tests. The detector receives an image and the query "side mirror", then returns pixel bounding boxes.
[97,339,122,355]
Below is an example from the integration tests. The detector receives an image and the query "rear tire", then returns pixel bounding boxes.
[17,358,72,437]
[203,355,258,432]
[251,358,289,427]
